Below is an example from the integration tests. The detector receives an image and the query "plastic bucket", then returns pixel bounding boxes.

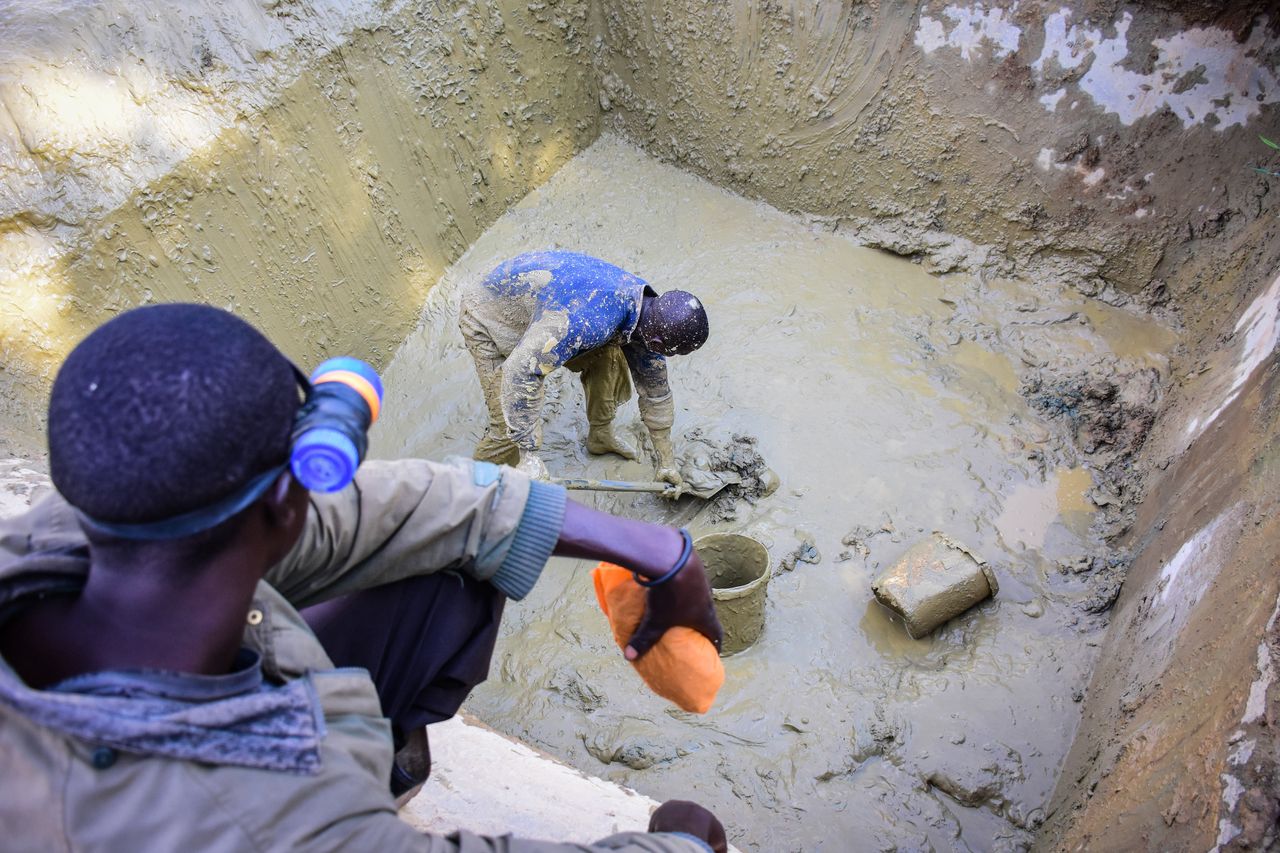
[695,532,770,656]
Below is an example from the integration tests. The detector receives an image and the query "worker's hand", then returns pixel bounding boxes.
[625,546,722,660]
[656,467,687,499]
[650,428,684,497]
[515,452,549,481]
[649,800,728,853]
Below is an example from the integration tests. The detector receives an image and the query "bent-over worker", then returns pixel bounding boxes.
[459,251,708,487]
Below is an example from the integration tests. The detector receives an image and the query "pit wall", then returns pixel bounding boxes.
[592,1,1280,317]
[1040,273,1280,851]
[0,0,598,456]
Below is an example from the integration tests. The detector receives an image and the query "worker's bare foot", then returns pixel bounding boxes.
[586,425,638,460]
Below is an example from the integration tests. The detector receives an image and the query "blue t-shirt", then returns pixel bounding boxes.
[479,251,653,364]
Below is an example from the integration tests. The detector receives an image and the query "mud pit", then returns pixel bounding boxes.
[374,136,1176,852]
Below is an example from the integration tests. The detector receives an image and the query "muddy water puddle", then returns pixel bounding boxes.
[374,136,1175,852]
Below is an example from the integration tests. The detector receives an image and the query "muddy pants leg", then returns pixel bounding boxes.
[302,572,506,789]
[565,345,637,459]
[459,305,520,466]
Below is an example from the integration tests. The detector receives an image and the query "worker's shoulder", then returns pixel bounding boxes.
[492,251,635,282]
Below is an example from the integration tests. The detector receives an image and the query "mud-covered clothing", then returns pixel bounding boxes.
[459,252,676,458]
[0,459,709,853]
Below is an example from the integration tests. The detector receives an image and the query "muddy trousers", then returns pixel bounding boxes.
[565,345,634,429]
[461,333,634,465]
[301,571,506,778]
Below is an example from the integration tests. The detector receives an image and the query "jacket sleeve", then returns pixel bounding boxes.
[425,830,713,853]
[266,458,567,607]
[500,310,577,451]
[300,808,712,853]
[621,344,674,433]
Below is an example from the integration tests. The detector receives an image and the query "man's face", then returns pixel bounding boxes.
[643,330,702,357]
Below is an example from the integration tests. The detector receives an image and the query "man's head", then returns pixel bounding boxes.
[48,304,300,530]
[636,290,709,357]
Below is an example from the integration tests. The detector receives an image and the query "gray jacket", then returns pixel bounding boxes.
[0,458,708,853]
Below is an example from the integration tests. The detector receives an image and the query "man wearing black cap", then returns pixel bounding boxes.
[459,251,709,487]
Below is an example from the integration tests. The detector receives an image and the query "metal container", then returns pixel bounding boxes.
[695,532,770,656]
[871,535,998,638]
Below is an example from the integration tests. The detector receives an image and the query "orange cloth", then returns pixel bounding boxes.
[591,562,724,714]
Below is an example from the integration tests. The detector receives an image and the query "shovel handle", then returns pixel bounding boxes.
[553,477,678,496]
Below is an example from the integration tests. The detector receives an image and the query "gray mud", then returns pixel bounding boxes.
[374,136,1178,852]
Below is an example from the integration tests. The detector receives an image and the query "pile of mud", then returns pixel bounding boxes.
[1023,365,1160,536]
[677,429,777,523]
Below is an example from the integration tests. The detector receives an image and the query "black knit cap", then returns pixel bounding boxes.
[47,303,299,524]
[646,290,709,355]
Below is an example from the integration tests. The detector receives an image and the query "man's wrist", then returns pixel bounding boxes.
[625,524,686,581]
[556,502,686,581]
[633,529,692,587]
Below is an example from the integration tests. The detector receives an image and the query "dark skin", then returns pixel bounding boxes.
[0,471,726,847]
[0,473,311,687]
[557,500,721,659]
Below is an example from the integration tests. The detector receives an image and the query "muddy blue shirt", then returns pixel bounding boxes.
[461,251,675,449]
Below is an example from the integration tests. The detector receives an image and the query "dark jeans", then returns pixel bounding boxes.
[301,572,506,746]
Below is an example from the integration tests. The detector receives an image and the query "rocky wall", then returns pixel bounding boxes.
[1041,267,1280,851]
[592,1,1280,317]
[0,0,598,456]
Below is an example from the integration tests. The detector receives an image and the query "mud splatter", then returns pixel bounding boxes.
[1024,367,1159,538]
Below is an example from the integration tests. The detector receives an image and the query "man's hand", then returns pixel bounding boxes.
[650,428,685,497]
[624,546,721,661]
[515,452,549,481]
[649,800,728,853]
[553,502,722,657]
[656,467,688,499]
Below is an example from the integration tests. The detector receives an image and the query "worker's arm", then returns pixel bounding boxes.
[558,500,722,656]
[267,457,561,607]
[621,344,680,485]
[500,310,575,454]
[268,458,722,655]
[300,806,720,853]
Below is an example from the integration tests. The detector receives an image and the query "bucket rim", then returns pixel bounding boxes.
[694,532,771,598]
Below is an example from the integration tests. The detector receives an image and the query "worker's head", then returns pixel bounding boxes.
[637,290,709,357]
[47,303,306,550]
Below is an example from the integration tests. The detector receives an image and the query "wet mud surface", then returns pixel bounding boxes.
[374,136,1178,852]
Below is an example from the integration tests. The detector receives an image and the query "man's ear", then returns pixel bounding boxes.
[262,470,300,529]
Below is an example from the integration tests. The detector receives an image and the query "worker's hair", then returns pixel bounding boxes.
[47,303,300,525]
[647,290,710,353]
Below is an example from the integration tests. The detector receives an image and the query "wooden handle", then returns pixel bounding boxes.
[553,477,676,494]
